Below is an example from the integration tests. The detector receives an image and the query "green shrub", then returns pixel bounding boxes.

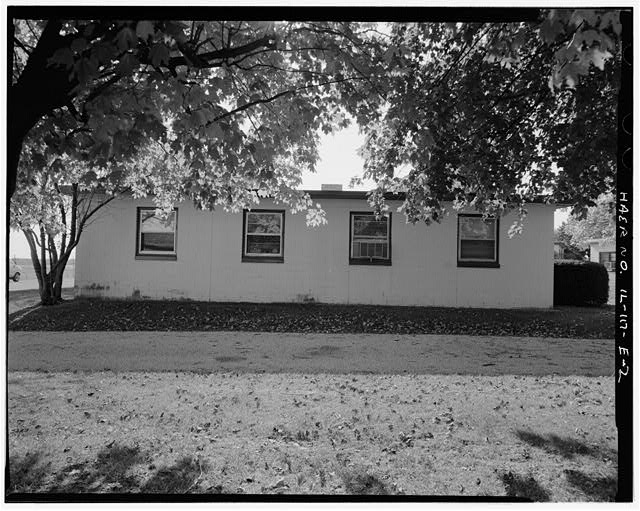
[554,260,609,306]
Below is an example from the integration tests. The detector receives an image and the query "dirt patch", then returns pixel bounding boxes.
[214,356,246,363]
[7,371,616,499]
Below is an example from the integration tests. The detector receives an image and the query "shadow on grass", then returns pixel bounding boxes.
[8,452,50,493]
[52,444,145,493]
[141,456,208,493]
[564,469,617,501]
[341,469,390,495]
[501,471,550,502]
[516,430,617,461]
[9,446,215,494]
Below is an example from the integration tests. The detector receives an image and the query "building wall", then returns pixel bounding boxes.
[589,240,616,263]
[75,197,556,308]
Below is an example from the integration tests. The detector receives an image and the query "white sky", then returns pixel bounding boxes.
[8,125,570,259]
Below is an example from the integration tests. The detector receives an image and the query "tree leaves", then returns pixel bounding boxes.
[11,14,620,231]
[358,13,620,224]
[115,27,137,52]
[49,47,74,69]
[135,21,155,42]
[149,43,170,67]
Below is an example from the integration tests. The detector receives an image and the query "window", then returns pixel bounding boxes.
[242,210,285,262]
[349,212,391,265]
[136,207,177,260]
[457,214,499,267]
[599,251,616,271]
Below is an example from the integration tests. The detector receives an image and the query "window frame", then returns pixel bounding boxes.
[348,211,392,266]
[135,207,178,261]
[599,251,616,271]
[241,209,285,263]
[457,214,500,268]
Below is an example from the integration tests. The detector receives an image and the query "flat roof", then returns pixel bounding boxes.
[61,186,569,206]
[304,190,568,205]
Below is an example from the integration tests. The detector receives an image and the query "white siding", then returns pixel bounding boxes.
[75,197,556,308]
[589,240,616,263]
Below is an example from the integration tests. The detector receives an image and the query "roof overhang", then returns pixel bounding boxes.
[60,185,570,207]
[304,189,569,206]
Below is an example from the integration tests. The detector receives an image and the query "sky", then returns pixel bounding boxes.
[8,125,570,259]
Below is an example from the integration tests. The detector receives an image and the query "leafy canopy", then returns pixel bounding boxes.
[10,11,621,230]
[359,10,620,228]
[556,193,616,250]
[11,19,387,221]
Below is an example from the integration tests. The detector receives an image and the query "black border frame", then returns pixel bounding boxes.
[348,212,392,266]
[241,209,285,263]
[456,214,500,268]
[135,207,178,261]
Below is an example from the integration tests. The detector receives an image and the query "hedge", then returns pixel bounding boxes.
[554,259,609,306]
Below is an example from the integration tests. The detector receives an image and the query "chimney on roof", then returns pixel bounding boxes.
[321,184,343,191]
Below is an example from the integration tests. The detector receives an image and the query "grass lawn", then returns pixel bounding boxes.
[7,371,616,499]
[8,299,614,338]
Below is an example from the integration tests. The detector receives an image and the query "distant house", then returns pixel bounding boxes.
[75,188,561,308]
[553,241,586,260]
[587,238,616,271]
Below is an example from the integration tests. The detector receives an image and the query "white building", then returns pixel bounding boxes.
[587,238,616,271]
[75,190,558,308]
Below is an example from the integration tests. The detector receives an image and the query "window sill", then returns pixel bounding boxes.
[457,261,500,268]
[135,254,177,261]
[242,256,284,263]
[349,258,392,266]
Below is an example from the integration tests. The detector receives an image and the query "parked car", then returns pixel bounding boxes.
[9,260,22,282]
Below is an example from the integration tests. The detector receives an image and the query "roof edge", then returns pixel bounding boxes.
[60,185,570,206]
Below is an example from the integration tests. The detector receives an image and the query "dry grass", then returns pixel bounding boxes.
[7,371,617,500]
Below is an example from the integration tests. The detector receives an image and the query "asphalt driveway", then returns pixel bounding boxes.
[8,331,613,376]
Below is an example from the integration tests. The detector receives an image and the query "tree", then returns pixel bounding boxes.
[357,10,621,229]
[557,193,615,250]
[9,141,134,305]
[554,223,587,260]
[10,12,621,214]
[10,19,387,202]
[11,173,113,306]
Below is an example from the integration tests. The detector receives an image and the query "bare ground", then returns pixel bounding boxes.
[7,371,616,500]
[8,331,613,376]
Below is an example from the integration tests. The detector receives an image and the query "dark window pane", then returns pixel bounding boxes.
[460,240,495,260]
[459,217,495,240]
[599,251,615,270]
[246,235,281,255]
[247,213,281,234]
[599,251,616,263]
[141,211,175,233]
[353,215,388,238]
[141,232,175,252]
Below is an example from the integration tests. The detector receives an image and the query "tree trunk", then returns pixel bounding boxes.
[52,262,68,302]
[9,19,79,199]
[39,273,56,306]
[23,229,44,291]
[22,229,69,306]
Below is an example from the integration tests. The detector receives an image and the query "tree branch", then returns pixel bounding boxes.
[206,76,363,126]
[166,35,277,70]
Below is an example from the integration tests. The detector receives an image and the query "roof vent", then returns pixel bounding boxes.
[321,184,343,191]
